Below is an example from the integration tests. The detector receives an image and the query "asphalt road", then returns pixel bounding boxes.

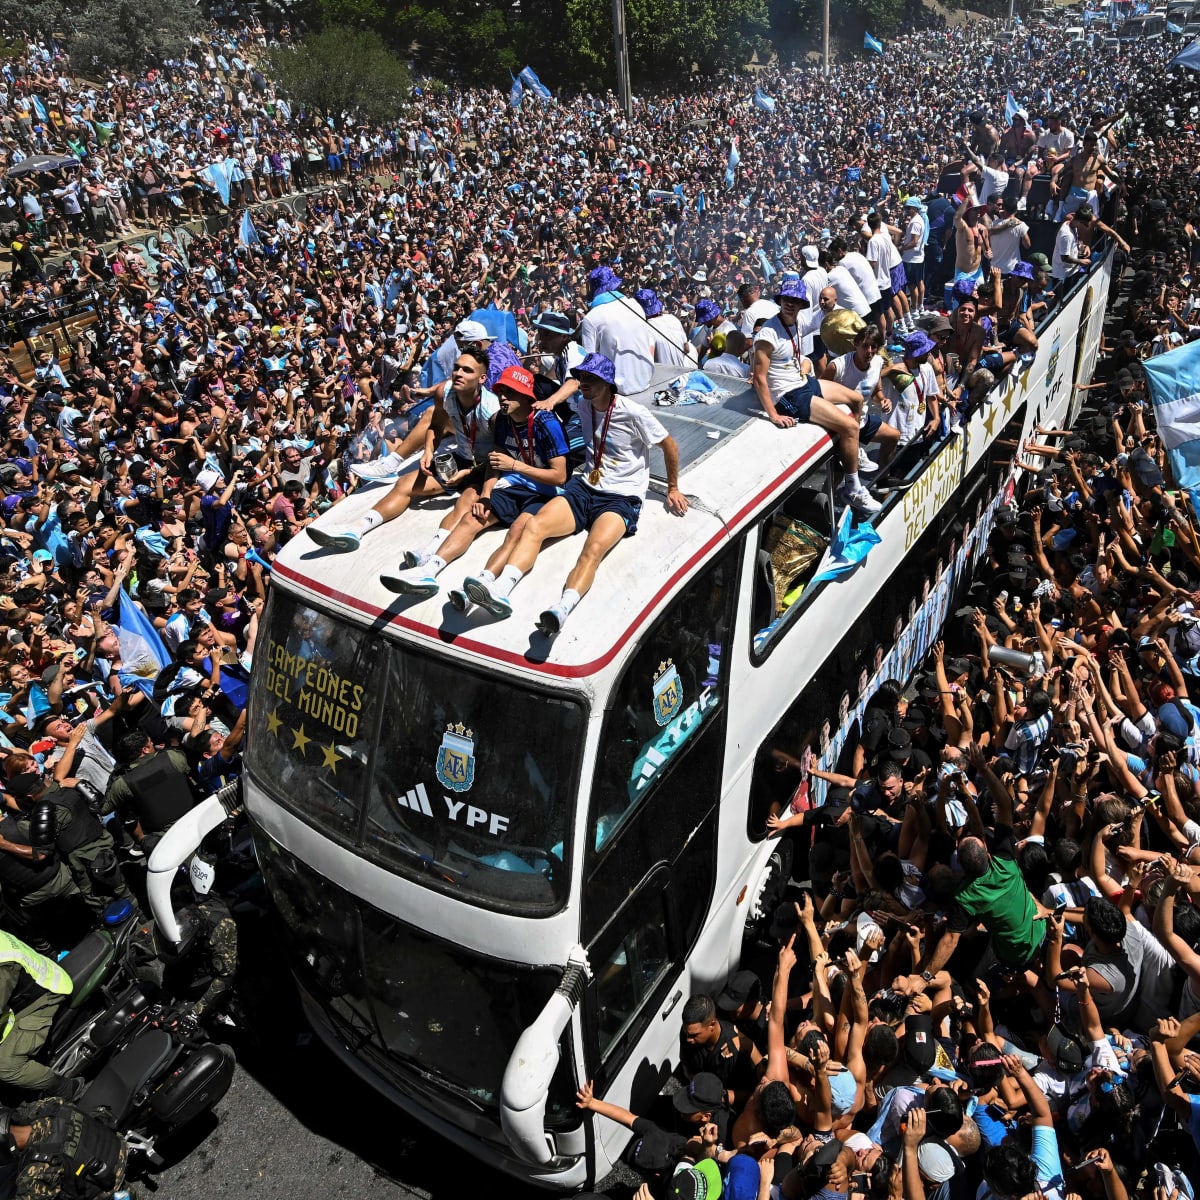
[149,908,637,1200]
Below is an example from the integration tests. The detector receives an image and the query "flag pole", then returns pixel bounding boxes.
[611,0,633,117]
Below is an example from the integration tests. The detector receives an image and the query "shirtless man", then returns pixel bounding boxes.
[951,187,989,301]
[947,295,996,410]
[1055,129,1119,219]
[730,930,833,1147]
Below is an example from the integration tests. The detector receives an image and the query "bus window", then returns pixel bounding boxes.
[750,465,834,657]
[248,595,381,845]
[362,645,585,915]
[587,551,734,861]
[592,904,672,1059]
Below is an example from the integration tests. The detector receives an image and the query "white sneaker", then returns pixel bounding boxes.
[379,567,439,597]
[308,527,361,552]
[857,447,879,475]
[448,587,472,613]
[537,604,569,636]
[844,485,882,514]
[400,548,429,569]
[350,452,404,482]
[464,576,512,620]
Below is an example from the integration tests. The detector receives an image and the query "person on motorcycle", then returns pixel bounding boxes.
[0,930,82,1099]
[0,1096,127,1199]
[3,771,132,917]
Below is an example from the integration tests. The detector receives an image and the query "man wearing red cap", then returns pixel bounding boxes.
[380,365,570,598]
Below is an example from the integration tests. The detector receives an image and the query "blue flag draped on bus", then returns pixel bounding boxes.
[1169,21,1184,33]
[724,140,740,189]
[518,66,551,100]
[811,509,882,584]
[1170,38,1200,69]
[864,31,884,55]
[1143,338,1200,511]
[238,210,260,247]
[508,73,523,109]
[753,86,776,113]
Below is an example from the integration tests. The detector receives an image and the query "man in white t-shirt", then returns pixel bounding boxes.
[463,353,688,636]
[801,246,830,301]
[737,282,779,339]
[750,279,881,514]
[577,265,656,395]
[1051,208,1092,283]
[635,287,696,368]
[988,196,1031,275]
[825,255,872,320]
[825,325,901,473]
[1037,112,1077,181]
[865,211,911,335]
[830,238,884,334]
[705,330,752,379]
[879,330,942,446]
[900,197,927,313]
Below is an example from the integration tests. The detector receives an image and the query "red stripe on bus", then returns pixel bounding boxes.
[275,436,832,680]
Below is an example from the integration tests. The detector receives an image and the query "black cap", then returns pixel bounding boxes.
[672,1072,726,1115]
[628,1122,688,1172]
[5,772,43,798]
[716,970,761,1014]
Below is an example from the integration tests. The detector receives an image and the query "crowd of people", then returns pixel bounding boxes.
[0,0,1196,1195]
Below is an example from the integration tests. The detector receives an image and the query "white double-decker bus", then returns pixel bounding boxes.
[204,254,1112,1187]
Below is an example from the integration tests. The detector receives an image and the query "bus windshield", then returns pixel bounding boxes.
[247,593,586,914]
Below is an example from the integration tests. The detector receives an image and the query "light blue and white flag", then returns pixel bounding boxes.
[1144,339,1200,511]
[1169,21,1184,33]
[864,31,885,55]
[724,140,740,189]
[1005,90,1022,123]
[200,161,232,205]
[1170,38,1200,69]
[117,587,171,671]
[518,66,551,100]
[238,210,260,247]
[753,86,776,113]
[508,73,523,109]
[880,173,890,198]
[811,508,882,584]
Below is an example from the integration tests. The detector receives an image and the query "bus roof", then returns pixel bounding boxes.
[275,365,832,685]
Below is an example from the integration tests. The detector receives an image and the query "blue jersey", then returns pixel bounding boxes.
[492,409,570,498]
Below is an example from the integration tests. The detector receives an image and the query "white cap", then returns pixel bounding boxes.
[455,319,491,342]
[802,245,820,268]
[196,468,221,492]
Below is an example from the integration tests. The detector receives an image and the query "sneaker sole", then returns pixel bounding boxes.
[400,550,422,569]
[448,590,471,613]
[379,574,438,597]
[464,579,511,619]
[537,610,562,636]
[307,529,360,553]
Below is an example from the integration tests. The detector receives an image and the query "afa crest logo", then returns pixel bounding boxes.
[652,659,683,727]
[436,723,476,792]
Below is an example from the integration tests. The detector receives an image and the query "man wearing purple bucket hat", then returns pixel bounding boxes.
[751,278,882,515]
[577,265,656,396]
[636,288,696,369]
[462,351,686,636]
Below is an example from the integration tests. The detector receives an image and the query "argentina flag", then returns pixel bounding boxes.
[518,66,552,100]
[509,73,523,109]
[1143,339,1200,510]
[724,140,740,189]
[754,86,776,113]
[864,31,885,55]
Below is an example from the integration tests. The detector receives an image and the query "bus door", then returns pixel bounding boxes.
[577,548,737,1103]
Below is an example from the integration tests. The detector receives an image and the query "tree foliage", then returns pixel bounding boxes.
[70,0,199,74]
[265,27,411,124]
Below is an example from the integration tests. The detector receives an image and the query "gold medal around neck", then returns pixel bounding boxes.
[588,468,602,485]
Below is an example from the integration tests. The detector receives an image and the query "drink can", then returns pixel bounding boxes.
[433,448,457,485]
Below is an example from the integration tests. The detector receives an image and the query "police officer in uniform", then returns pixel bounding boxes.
[103,732,197,854]
[0,1096,127,1199]
[5,773,131,916]
[0,810,84,951]
[0,930,79,1098]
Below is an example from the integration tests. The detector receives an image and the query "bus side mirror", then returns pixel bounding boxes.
[500,945,591,1165]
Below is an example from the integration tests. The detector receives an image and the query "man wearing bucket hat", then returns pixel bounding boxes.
[461,352,686,635]
[577,265,656,395]
[880,329,943,445]
[380,364,570,599]
[636,288,697,369]
[751,279,882,514]
[690,297,730,361]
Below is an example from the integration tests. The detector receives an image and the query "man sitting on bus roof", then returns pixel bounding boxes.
[306,347,497,554]
[751,279,882,515]
[379,365,569,599]
[460,352,687,637]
